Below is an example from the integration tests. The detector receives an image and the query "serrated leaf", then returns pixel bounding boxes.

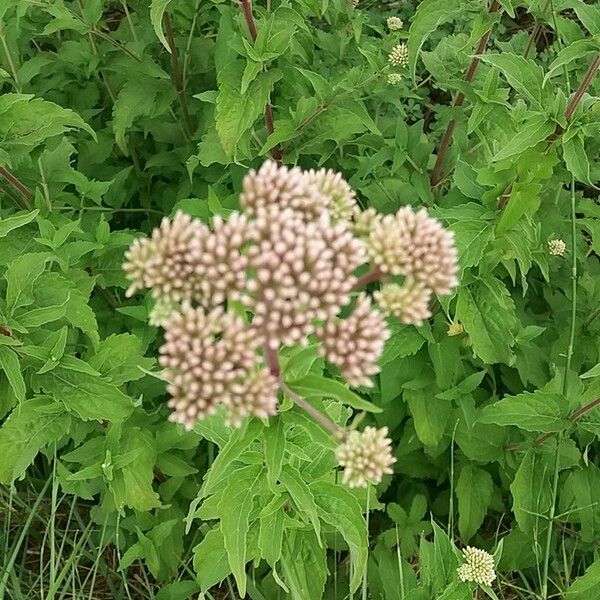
[479,391,570,432]
[408,0,464,81]
[479,54,544,108]
[450,219,495,274]
[456,465,493,541]
[563,132,594,187]
[0,397,70,483]
[565,558,600,599]
[150,0,173,52]
[311,481,367,592]
[492,115,554,163]
[0,210,39,238]
[544,39,597,85]
[456,276,517,365]
[0,346,25,403]
[33,360,134,422]
[287,373,382,413]
[193,528,232,592]
[280,465,321,542]
[5,252,51,314]
[264,417,285,487]
[218,468,262,597]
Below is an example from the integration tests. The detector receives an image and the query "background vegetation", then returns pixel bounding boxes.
[0,0,599,598]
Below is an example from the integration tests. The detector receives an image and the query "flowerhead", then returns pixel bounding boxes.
[548,238,566,256]
[387,16,403,31]
[387,73,403,85]
[336,426,396,487]
[388,43,409,67]
[457,547,496,587]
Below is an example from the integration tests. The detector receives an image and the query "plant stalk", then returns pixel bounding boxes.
[352,268,384,291]
[0,166,32,207]
[163,13,194,139]
[238,0,282,163]
[429,0,501,187]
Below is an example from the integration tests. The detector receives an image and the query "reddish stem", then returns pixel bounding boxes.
[498,52,600,208]
[430,0,501,187]
[0,165,32,207]
[506,397,600,451]
[352,268,385,291]
[238,0,282,164]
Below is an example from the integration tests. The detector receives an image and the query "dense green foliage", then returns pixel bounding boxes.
[1,0,600,598]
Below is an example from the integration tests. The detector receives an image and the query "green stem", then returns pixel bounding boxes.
[541,176,577,600]
[362,484,370,600]
[0,20,21,92]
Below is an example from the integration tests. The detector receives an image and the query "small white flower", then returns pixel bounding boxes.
[148,296,179,327]
[387,73,403,85]
[457,547,497,587]
[387,16,404,31]
[388,43,409,67]
[548,238,566,256]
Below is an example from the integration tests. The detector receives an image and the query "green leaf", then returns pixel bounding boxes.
[479,391,570,432]
[0,346,25,403]
[379,325,425,365]
[581,363,600,379]
[287,374,382,413]
[216,70,282,158]
[113,80,163,154]
[264,418,285,487]
[456,465,493,541]
[5,252,51,314]
[492,115,554,163]
[406,389,451,447]
[450,219,495,274]
[456,276,517,365]
[544,39,597,85]
[311,481,368,592]
[109,427,160,512]
[0,210,39,238]
[87,333,154,386]
[407,0,464,81]
[496,182,542,235]
[569,465,600,544]
[510,449,552,535]
[0,397,70,484]
[193,528,232,592]
[280,529,327,600]
[565,558,600,599]
[280,465,321,542]
[479,54,544,108]
[150,0,173,52]
[33,360,134,422]
[218,468,262,597]
[562,132,593,187]
[258,506,284,566]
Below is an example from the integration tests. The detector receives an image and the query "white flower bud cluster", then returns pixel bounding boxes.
[317,294,390,387]
[304,168,357,222]
[336,426,396,487]
[158,306,272,429]
[387,73,403,85]
[457,547,497,587]
[368,206,458,294]
[375,279,432,326]
[387,16,404,31]
[388,43,409,67]
[123,160,459,432]
[245,205,366,349]
[123,210,251,308]
[548,238,566,256]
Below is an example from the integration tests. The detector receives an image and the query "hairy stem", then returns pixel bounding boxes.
[163,13,194,139]
[238,0,282,163]
[429,0,501,187]
[0,166,32,207]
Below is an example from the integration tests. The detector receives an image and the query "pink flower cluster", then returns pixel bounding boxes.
[123,160,459,435]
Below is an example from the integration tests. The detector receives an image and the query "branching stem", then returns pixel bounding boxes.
[352,268,384,291]
[429,0,501,187]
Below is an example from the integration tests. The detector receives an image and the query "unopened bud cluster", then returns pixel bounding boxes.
[336,426,396,487]
[123,160,458,483]
[388,43,409,67]
[457,547,497,587]
[387,16,404,31]
[548,238,566,256]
